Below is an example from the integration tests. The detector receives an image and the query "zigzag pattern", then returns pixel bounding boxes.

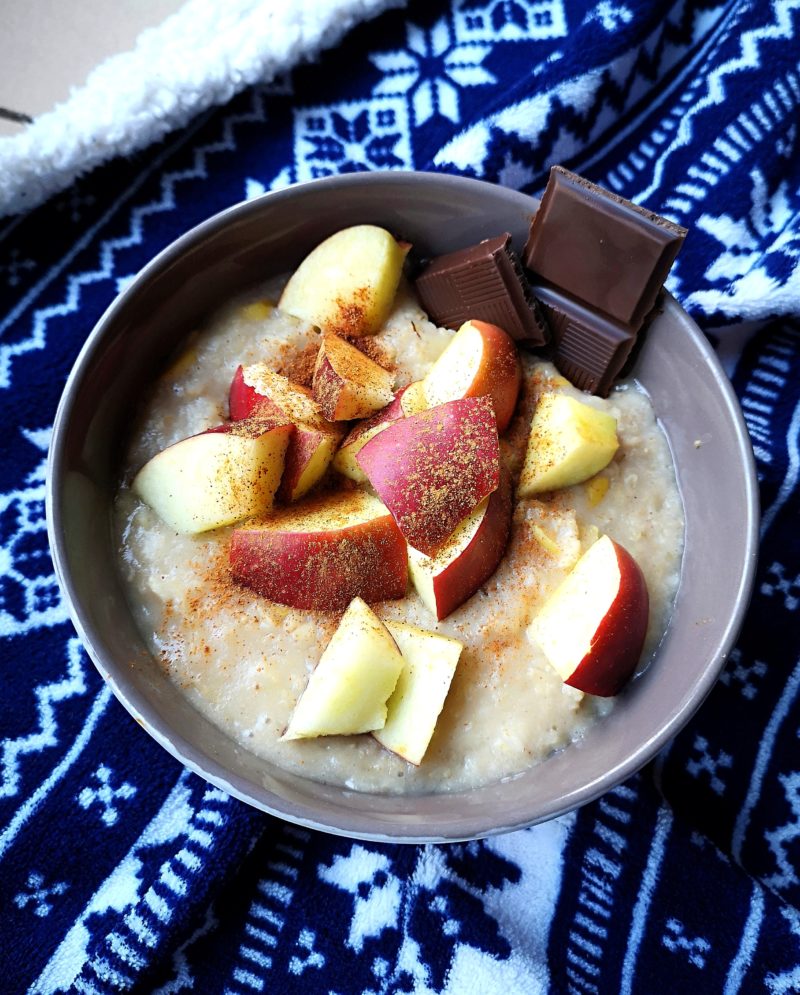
[70,783,232,993]
[0,468,68,638]
[740,327,799,466]
[3,0,800,991]
[435,0,726,179]
[633,0,800,202]
[0,87,268,390]
[764,772,800,896]
[0,637,87,800]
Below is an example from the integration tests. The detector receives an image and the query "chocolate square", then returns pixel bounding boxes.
[415,233,549,345]
[524,166,687,330]
[533,284,637,397]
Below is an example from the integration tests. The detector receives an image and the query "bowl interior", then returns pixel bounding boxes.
[48,173,758,842]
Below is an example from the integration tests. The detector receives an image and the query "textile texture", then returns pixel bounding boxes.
[0,0,404,218]
[1,0,800,992]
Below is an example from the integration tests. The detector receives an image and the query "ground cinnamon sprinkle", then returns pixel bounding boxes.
[277,341,319,388]
[329,286,373,336]
[348,334,395,373]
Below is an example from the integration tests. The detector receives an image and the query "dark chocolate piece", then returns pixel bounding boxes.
[415,233,549,345]
[524,166,687,329]
[524,166,687,395]
[532,284,636,397]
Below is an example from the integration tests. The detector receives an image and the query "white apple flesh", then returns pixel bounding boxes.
[407,475,512,620]
[332,386,409,483]
[313,333,395,420]
[422,319,522,433]
[282,598,405,739]
[373,621,463,765]
[132,422,292,534]
[530,534,649,696]
[229,364,343,502]
[278,225,408,336]
[517,392,619,497]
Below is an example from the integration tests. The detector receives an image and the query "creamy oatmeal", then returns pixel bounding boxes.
[115,278,684,794]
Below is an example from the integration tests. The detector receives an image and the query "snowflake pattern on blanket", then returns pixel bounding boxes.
[1,0,800,991]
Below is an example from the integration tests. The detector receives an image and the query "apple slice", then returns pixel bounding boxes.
[422,320,522,433]
[517,392,619,497]
[313,333,395,420]
[133,421,292,534]
[530,534,649,696]
[356,395,500,556]
[230,490,407,611]
[373,621,463,764]
[332,386,409,483]
[278,225,409,336]
[408,475,512,620]
[282,598,404,739]
[399,380,429,416]
[230,364,343,502]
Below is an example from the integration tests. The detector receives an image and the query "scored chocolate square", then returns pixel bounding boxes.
[524,166,687,330]
[533,284,637,397]
[415,233,549,346]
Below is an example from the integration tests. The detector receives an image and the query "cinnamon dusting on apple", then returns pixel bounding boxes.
[331,287,372,337]
[274,341,320,388]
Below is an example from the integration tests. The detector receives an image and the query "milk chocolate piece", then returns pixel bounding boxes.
[532,285,637,397]
[415,233,549,345]
[524,166,687,395]
[524,166,687,328]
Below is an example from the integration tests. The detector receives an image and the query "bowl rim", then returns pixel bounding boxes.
[46,170,760,842]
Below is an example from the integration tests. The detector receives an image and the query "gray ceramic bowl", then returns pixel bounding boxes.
[47,172,759,842]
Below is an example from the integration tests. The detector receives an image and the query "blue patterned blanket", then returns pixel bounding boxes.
[2,1,800,991]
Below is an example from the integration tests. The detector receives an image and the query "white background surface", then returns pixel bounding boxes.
[0,0,181,136]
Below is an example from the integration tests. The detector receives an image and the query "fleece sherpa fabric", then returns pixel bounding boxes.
[0,0,405,219]
[2,0,800,992]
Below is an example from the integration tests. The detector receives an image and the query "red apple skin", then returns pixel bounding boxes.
[565,540,649,696]
[427,473,512,620]
[277,427,324,503]
[229,365,343,502]
[425,320,521,433]
[229,364,316,425]
[230,365,266,420]
[338,384,410,450]
[356,396,500,556]
[464,320,522,433]
[230,508,407,612]
[313,354,345,420]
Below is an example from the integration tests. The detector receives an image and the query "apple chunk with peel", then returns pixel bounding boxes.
[373,622,463,764]
[333,386,409,483]
[518,392,619,497]
[422,320,522,433]
[230,490,407,611]
[313,333,395,420]
[356,396,501,557]
[282,598,404,740]
[229,364,343,502]
[530,534,649,697]
[133,421,292,534]
[408,475,512,620]
[278,225,409,336]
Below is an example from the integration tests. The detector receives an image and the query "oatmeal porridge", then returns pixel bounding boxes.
[115,269,684,794]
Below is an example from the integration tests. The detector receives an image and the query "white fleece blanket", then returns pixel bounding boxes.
[0,0,404,218]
